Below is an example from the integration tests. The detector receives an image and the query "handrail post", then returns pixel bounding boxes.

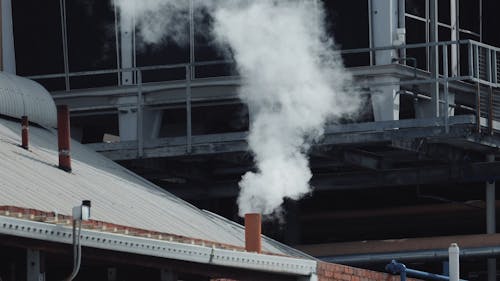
[474,44,481,132]
[137,70,144,158]
[443,45,450,133]
[468,42,474,78]
[186,66,192,154]
[493,51,498,85]
[59,0,70,91]
[189,0,195,80]
[486,50,494,134]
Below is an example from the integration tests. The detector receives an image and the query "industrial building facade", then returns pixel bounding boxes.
[2,0,500,280]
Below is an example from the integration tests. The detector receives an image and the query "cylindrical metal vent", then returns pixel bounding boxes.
[449,243,460,281]
[57,105,71,172]
[21,116,29,150]
[244,213,262,253]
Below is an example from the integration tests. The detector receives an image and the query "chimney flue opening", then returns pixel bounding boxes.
[21,116,29,150]
[57,105,72,173]
[244,213,262,253]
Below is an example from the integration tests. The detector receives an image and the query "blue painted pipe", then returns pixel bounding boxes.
[385,260,468,281]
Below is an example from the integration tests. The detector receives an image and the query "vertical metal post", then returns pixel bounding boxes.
[113,0,121,86]
[474,45,481,132]
[368,0,373,66]
[1,0,17,73]
[186,66,192,154]
[443,45,450,133]
[0,0,4,72]
[398,0,406,61]
[487,50,492,83]
[468,42,474,78]
[119,4,134,86]
[27,249,44,281]
[137,71,144,158]
[449,243,460,281]
[450,0,458,76]
[493,51,498,85]
[487,50,493,133]
[59,0,70,91]
[189,0,195,79]
[479,0,483,42]
[429,0,440,117]
[425,0,430,71]
[486,154,497,281]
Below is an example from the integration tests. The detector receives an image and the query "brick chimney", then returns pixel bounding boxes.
[57,105,71,172]
[21,116,29,150]
[244,213,262,253]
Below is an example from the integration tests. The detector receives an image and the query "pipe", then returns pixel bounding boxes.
[244,213,262,253]
[21,116,28,150]
[65,219,82,281]
[386,260,468,281]
[324,245,500,264]
[449,244,460,281]
[57,105,72,172]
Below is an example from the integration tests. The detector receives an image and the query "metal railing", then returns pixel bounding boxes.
[25,40,500,154]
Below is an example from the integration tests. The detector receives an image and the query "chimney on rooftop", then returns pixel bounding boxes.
[57,105,71,172]
[21,116,28,150]
[244,213,262,253]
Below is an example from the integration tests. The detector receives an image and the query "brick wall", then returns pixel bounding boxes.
[317,262,422,281]
[211,262,423,281]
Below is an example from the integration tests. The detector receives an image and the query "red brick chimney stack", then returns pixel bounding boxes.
[244,213,262,253]
[21,116,29,150]
[57,105,71,172]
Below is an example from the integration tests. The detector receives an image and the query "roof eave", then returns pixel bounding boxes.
[0,215,317,276]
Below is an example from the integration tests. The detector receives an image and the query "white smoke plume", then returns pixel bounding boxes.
[113,0,360,217]
[213,1,359,217]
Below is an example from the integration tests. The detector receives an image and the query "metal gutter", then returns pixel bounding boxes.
[0,216,316,276]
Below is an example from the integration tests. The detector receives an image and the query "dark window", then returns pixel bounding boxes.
[66,0,118,89]
[459,0,480,33]
[323,0,370,67]
[406,0,426,18]
[482,0,499,46]
[438,0,451,24]
[71,113,119,144]
[406,17,427,70]
[136,27,189,82]
[12,0,64,76]
[159,104,248,137]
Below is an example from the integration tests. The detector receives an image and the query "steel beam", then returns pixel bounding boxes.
[162,161,500,200]
[88,116,482,161]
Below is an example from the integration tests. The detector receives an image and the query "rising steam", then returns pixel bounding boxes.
[113,0,360,217]
[213,1,359,216]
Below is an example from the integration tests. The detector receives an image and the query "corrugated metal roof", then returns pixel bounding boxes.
[0,117,311,258]
[0,73,57,127]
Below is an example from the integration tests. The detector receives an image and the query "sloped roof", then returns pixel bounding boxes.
[0,117,310,259]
